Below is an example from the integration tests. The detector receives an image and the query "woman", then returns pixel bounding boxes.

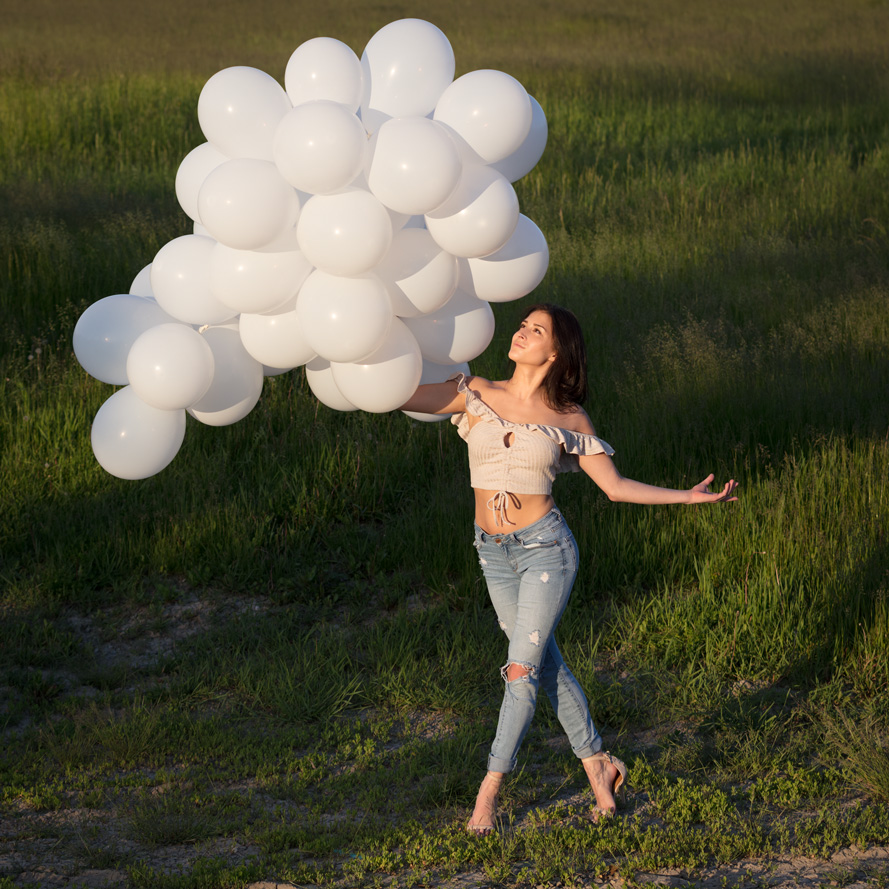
[401,303,738,834]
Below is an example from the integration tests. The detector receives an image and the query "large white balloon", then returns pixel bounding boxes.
[366,117,461,215]
[425,165,519,258]
[296,189,392,276]
[305,356,357,411]
[359,19,455,133]
[210,244,312,314]
[330,318,422,413]
[126,323,215,411]
[175,142,230,224]
[375,227,458,317]
[239,307,316,369]
[198,159,301,251]
[387,208,414,232]
[188,327,264,426]
[296,271,392,362]
[491,95,548,183]
[285,37,365,111]
[274,101,368,195]
[73,294,179,385]
[434,70,532,165]
[197,66,292,161]
[150,235,234,325]
[91,386,186,480]
[254,224,301,254]
[461,214,549,303]
[129,265,154,297]
[78,18,551,469]
[402,359,471,422]
[403,288,495,365]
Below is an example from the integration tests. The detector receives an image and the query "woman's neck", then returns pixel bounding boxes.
[504,364,551,404]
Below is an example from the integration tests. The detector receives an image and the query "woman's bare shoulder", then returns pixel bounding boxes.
[558,404,598,435]
[467,376,515,402]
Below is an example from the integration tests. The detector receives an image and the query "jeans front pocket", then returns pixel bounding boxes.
[517,534,559,549]
[516,522,561,549]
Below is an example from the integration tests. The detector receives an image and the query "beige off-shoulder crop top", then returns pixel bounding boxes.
[449,374,615,524]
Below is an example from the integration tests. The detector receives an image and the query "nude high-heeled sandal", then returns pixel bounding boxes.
[467,771,504,836]
[582,750,628,822]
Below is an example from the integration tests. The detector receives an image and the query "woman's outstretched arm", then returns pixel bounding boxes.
[399,378,469,415]
[579,453,738,505]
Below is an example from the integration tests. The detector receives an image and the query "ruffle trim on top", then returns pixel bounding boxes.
[449,373,614,473]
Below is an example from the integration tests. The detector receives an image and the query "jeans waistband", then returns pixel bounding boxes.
[474,507,563,544]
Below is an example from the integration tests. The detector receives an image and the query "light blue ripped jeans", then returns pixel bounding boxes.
[473,508,603,773]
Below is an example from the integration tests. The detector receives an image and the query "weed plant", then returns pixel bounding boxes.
[2,0,889,886]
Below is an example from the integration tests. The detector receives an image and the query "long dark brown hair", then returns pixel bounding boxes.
[520,303,588,412]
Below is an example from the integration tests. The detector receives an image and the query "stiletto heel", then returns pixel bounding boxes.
[582,750,628,821]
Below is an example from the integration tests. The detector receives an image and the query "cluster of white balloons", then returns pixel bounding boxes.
[73,18,549,479]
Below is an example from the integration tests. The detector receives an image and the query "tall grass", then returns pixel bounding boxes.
[2,1,889,882]
[2,0,888,688]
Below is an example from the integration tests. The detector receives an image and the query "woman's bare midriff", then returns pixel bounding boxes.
[473,489,556,535]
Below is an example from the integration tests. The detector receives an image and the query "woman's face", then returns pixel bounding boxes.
[508,310,557,368]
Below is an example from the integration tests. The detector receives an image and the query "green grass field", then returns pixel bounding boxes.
[2,0,889,886]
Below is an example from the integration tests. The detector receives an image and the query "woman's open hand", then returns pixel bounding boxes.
[689,473,739,504]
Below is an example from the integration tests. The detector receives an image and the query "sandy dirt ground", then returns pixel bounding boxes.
[3,592,888,888]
